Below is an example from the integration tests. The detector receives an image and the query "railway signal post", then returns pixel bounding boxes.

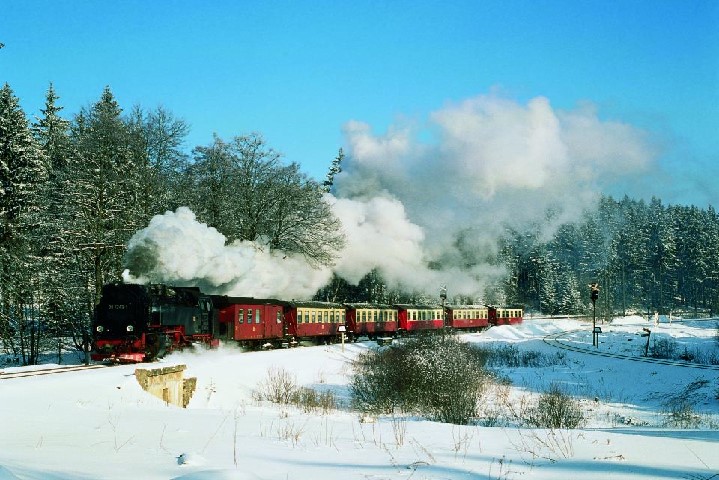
[590,283,600,347]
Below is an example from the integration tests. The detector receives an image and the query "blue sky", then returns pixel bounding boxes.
[2,0,717,207]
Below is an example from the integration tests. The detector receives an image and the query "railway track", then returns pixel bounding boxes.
[543,330,719,371]
[0,363,110,380]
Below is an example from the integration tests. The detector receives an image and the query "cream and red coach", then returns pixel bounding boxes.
[284,301,346,343]
[344,303,399,340]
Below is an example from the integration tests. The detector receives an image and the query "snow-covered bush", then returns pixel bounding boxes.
[481,344,567,368]
[253,367,337,414]
[253,366,298,404]
[650,336,677,359]
[525,384,585,429]
[350,333,489,425]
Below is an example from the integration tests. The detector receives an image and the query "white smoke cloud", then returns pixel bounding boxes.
[333,93,655,295]
[122,207,333,299]
[123,92,656,302]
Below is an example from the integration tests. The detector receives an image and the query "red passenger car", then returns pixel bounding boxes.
[284,301,345,344]
[212,296,288,348]
[445,305,489,331]
[345,303,398,340]
[395,304,445,333]
[488,306,524,326]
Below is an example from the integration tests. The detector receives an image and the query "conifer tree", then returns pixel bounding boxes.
[62,87,147,360]
[32,83,77,360]
[0,83,49,364]
[322,147,344,193]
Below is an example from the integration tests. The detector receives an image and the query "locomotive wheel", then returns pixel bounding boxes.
[145,334,169,361]
[145,334,160,360]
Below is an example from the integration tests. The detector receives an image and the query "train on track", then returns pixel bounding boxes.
[92,283,523,363]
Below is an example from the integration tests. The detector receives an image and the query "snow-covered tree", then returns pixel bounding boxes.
[57,87,150,360]
[0,83,49,364]
[187,133,345,267]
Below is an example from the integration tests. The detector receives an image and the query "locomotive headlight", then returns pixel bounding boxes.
[126,325,134,332]
[96,325,104,333]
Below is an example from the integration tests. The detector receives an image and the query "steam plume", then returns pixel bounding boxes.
[123,92,655,301]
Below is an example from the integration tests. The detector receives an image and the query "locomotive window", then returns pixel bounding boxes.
[311,311,316,323]
[239,309,244,324]
[324,311,329,322]
[248,309,253,323]
[341,310,346,323]
[256,309,261,324]
[330,311,334,323]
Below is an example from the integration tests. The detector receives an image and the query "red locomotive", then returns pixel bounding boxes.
[92,283,523,362]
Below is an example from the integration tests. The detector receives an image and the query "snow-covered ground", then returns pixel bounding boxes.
[1,317,718,479]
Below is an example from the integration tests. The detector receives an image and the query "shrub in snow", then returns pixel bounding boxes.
[253,367,337,414]
[253,367,297,405]
[350,332,489,425]
[525,384,585,429]
[650,336,677,359]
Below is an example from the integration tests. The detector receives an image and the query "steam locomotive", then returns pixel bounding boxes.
[91,283,523,363]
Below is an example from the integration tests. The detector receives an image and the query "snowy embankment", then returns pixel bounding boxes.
[1,317,718,479]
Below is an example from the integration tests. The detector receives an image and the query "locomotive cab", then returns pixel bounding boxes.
[92,283,217,362]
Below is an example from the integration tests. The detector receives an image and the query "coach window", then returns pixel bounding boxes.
[247,309,253,324]
[324,311,329,322]
[276,311,282,324]
[238,309,244,324]
[256,309,261,324]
